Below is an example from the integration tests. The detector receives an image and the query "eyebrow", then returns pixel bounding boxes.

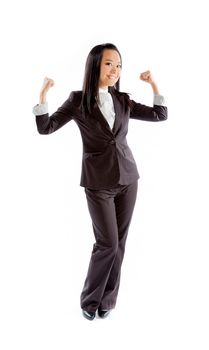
[104,59,122,64]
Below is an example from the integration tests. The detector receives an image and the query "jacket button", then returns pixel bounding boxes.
[109,140,116,144]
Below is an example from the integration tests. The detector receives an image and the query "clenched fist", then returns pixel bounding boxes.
[140,71,155,84]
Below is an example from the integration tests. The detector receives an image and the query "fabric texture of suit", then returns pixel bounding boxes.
[35,89,167,189]
[35,89,167,313]
[81,180,138,313]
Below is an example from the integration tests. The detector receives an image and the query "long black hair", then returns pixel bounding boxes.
[81,43,130,116]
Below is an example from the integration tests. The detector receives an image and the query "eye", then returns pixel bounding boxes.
[105,62,112,66]
[117,64,122,68]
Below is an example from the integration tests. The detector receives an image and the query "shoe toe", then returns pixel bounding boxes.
[98,309,110,318]
[82,310,96,320]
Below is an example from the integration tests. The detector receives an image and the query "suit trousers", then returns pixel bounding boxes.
[80,180,138,313]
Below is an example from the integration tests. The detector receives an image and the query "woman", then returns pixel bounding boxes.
[33,43,167,321]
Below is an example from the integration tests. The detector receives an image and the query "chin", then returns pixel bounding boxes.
[108,82,116,87]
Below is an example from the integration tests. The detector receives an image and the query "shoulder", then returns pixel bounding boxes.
[110,88,130,101]
[68,90,82,105]
[111,88,132,110]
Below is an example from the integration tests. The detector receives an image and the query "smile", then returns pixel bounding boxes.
[107,75,117,79]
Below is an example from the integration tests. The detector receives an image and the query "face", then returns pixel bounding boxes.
[99,49,122,89]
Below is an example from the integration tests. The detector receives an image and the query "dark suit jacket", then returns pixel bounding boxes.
[35,90,167,189]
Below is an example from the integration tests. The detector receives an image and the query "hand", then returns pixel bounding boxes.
[139,71,155,84]
[139,70,159,94]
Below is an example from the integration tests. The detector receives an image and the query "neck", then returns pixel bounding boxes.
[99,86,108,92]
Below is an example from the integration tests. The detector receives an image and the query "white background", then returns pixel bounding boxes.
[0,0,209,349]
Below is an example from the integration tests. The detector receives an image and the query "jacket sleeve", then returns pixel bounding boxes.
[129,97,168,122]
[34,91,76,134]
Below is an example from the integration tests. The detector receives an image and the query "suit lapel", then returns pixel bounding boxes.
[91,90,122,135]
[91,103,112,133]
[110,90,122,134]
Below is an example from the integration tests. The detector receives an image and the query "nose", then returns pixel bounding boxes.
[110,66,116,73]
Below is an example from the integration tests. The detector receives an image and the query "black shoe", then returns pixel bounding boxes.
[82,309,96,321]
[98,308,111,318]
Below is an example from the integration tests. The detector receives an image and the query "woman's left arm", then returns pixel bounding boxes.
[130,70,168,122]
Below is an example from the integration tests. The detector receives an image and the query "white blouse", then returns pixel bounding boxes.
[97,87,115,130]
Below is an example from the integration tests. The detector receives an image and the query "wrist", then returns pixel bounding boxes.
[150,82,160,95]
[39,92,47,104]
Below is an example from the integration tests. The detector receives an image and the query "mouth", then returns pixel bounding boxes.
[107,75,117,80]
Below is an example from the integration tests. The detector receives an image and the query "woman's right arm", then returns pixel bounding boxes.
[33,77,74,134]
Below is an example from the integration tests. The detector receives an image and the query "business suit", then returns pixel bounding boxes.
[35,88,167,312]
